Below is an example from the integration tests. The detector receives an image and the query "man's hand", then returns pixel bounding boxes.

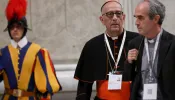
[127,49,138,64]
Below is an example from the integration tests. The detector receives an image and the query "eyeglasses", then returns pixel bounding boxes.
[102,11,123,19]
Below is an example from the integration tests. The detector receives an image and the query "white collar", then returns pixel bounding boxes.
[11,36,28,49]
[106,33,118,40]
[147,38,156,44]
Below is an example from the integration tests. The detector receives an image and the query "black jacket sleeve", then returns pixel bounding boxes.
[123,38,138,81]
[76,80,94,100]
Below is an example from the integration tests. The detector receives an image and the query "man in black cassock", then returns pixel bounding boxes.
[74,0,139,100]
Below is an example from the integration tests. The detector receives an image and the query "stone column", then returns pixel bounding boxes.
[119,0,135,31]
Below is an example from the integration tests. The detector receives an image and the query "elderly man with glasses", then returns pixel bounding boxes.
[74,0,139,100]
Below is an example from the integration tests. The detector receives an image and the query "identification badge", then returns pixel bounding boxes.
[108,74,122,90]
[143,83,157,99]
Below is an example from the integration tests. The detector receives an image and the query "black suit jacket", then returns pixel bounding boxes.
[125,30,175,100]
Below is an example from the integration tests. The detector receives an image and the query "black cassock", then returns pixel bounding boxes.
[74,30,138,100]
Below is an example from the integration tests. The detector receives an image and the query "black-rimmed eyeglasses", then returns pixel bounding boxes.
[102,11,123,19]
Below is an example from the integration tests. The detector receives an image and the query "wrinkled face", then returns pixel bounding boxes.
[9,23,24,42]
[134,2,155,36]
[100,2,125,36]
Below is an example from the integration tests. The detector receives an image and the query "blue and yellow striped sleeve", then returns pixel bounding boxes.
[34,48,61,96]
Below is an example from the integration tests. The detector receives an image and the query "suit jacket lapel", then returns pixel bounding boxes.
[157,30,173,76]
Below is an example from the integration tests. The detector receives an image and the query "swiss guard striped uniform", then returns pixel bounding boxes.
[0,37,61,100]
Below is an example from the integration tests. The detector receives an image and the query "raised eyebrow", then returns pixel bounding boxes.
[133,15,143,18]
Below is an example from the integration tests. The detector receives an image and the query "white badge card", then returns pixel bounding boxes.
[143,83,157,99]
[108,74,122,90]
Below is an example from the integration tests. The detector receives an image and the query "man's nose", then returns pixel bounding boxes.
[112,14,118,20]
[13,27,18,31]
[135,18,139,26]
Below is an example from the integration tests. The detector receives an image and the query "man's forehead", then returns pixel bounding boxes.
[135,2,149,14]
[101,1,122,12]
[136,1,149,10]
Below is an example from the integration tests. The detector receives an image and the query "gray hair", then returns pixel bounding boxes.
[145,0,166,25]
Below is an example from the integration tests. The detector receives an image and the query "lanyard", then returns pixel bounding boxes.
[104,31,126,71]
[144,31,161,66]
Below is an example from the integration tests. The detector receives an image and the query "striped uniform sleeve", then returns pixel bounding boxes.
[34,48,61,99]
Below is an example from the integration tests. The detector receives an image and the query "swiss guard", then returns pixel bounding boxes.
[0,0,62,99]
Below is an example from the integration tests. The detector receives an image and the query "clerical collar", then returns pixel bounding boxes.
[147,28,163,44]
[106,31,124,40]
[11,36,28,49]
[147,37,157,44]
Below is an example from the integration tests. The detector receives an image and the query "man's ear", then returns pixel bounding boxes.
[122,13,126,21]
[99,16,105,25]
[154,15,160,24]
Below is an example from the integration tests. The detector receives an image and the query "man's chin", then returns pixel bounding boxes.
[138,30,142,34]
[110,28,120,32]
[13,37,21,41]
[138,29,144,34]
[138,31,146,36]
